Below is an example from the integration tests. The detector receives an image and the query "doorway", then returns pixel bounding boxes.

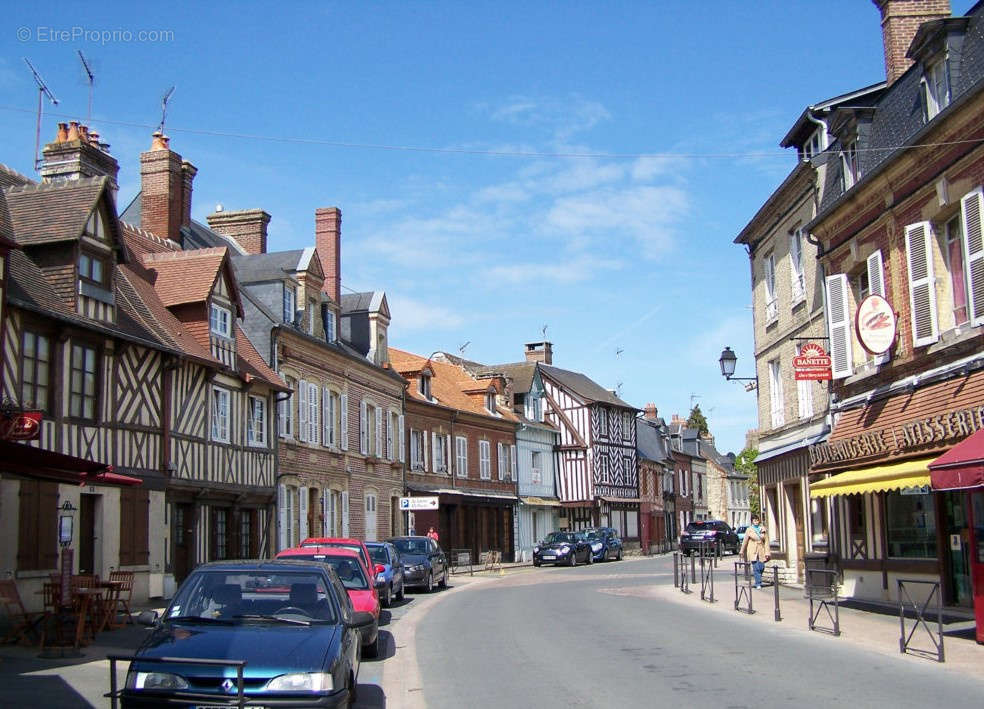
[942,491,973,607]
[173,503,194,584]
[79,494,98,574]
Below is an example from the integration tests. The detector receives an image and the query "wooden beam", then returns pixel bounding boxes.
[543,389,587,448]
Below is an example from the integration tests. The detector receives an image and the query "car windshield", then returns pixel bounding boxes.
[737,526,748,533]
[368,545,389,565]
[582,530,601,540]
[165,569,337,623]
[686,522,710,532]
[543,532,572,544]
[310,542,368,568]
[392,538,430,555]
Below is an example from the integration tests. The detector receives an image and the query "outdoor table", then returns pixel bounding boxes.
[71,587,104,646]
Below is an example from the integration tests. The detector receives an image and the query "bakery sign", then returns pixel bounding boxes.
[856,294,896,354]
[0,411,42,441]
[793,342,832,381]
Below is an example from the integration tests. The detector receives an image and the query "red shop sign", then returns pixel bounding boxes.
[0,412,42,441]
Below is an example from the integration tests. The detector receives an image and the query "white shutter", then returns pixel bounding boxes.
[341,491,350,537]
[825,274,854,379]
[867,249,885,297]
[308,384,319,444]
[298,380,309,442]
[299,486,309,541]
[278,483,288,550]
[510,444,517,481]
[375,406,383,458]
[447,435,452,475]
[278,396,288,438]
[359,401,368,455]
[960,188,984,326]
[323,387,330,446]
[423,431,430,471]
[340,394,349,450]
[905,221,940,347]
[399,415,406,463]
[497,442,505,480]
[322,490,330,535]
[385,410,393,460]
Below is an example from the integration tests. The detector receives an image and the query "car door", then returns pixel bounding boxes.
[428,539,446,577]
[327,571,360,676]
[390,545,404,587]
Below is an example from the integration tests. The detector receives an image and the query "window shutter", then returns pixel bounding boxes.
[432,432,440,472]
[867,249,885,297]
[278,396,288,438]
[340,394,349,450]
[309,384,320,444]
[423,431,430,471]
[323,388,330,446]
[510,444,517,481]
[278,484,288,550]
[359,401,368,455]
[298,381,309,442]
[825,274,854,379]
[341,491,350,537]
[17,481,38,570]
[385,411,393,460]
[322,491,330,535]
[399,415,406,463]
[447,435,452,474]
[960,188,984,326]
[299,487,309,541]
[38,482,59,569]
[375,406,383,458]
[905,221,940,347]
[497,442,505,480]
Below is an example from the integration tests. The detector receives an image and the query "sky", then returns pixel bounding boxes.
[2,1,976,455]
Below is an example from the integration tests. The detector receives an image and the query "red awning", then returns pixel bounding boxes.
[929,428,984,491]
[0,440,142,486]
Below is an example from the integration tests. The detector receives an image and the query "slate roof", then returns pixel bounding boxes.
[538,363,636,410]
[232,250,305,283]
[636,419,670,464]
[5,177,114,246]
[341,292,374,312]
[475,361,537,394]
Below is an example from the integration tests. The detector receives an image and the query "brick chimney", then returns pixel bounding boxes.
[643,403,658,420]
[40,121,120,195]
[140,132,195,244]
[873,0,951,84]
[207,208,271,255]
[524,341,553,365]
[315,207,341,304]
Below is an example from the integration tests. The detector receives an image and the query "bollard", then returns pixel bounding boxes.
[690,553,696,584]
[773,566,781,622]
[673,552,679,588]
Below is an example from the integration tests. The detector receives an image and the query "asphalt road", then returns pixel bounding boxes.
[412,556,984,708]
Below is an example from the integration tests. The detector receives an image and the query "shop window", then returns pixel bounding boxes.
[847,495,867,559]
[765,486,780,549]
[886,492,936,558]
[810,496,828,549]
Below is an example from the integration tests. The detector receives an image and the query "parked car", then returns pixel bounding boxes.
[300,536,374,578]
[276,546,381,658]
[388,536,448,592]
[365,541,405,607]
[679,520,740,556]
[736,525,749,545]
[582,526,624,562]
[118,559,372,708]
[533,531,593,566]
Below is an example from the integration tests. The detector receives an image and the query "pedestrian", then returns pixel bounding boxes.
[427,526,439,542]
[739,513,769,589]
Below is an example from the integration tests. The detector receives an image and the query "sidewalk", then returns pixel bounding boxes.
[660,558,983,675]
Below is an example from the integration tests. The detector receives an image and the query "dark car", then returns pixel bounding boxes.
[533,531,593,567]
[582,526,624,562]
[388,536,448,592]
[679,520,740,556]
[366,541,405,607]
[117,559,374,708]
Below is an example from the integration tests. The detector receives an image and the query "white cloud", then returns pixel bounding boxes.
[490,256,622,285]
[388,294,465,332]
[485,94,611,141]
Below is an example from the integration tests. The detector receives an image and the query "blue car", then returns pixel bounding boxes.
[117,559,374,708]
[366,541,406,607]
[582,526,624,562]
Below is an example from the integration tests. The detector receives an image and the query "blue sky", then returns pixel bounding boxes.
[2,1,975,455]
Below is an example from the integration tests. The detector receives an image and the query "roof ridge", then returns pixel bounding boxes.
[120,220,181,250]
[0,163,35,186]
[3,175,107,195]
[143,246,227,262]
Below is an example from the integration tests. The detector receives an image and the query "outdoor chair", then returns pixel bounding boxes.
[108,570,135,625]
[0,579,45,645]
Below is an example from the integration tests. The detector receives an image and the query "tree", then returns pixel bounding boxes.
[687,404,709,436]
[734,446,759,517]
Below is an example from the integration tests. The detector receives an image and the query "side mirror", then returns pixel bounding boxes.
[137,610,159,627]
[374,563,386,575]
[349,611,375,629]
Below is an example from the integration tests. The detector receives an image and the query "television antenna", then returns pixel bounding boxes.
[541,324,548,340]
[615,347,624,358]
[458,341,470,355]
[158,86,175,134]
[24,58,58,172]
[689,393,701,409]
[77,50,94,123]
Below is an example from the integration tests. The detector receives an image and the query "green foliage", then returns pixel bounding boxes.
[734,447,760,517]
[686,404,709,436]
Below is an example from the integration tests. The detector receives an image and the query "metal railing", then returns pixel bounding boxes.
[897,579,944,662]
[674,552,692,594]
[734,561,754,614]
[106,655,247,709]
[698,541,716,603]
[449,548,473,576]
[805,567,840,636]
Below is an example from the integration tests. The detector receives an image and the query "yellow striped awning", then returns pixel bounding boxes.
[809,458,934,498]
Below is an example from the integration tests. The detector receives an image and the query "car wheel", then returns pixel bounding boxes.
[396,580,405,601]
[568,551,577,567]
[438,569,448,588]
[383,583,392,608]
[533,559,541,567]
[425,572,434,592]
[616,547,623,561]
[364,633,379,658]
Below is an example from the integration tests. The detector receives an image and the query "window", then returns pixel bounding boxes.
[69,343,98,419]
[796,344,814,420]
[810,496,828,549]
[240,510,254,558]
[525,393,542,422]
[209,304,231,338]
[764,253,777,323]
[78,252,107,287]
[211,386,230,442]
[410,429,425,471]
[944,215,970,327]
[599,409,608,438]
[280,377,295,438]
[789,228,805,303]
[485,391,498,415]
[800,127,825,160]
[530,451,542,484]
[419,373,431,400]
[497,442,507,480]
[886,492,936,558]
[841,139,860,190]
[433,434,449,473]
[923,56,950,121]
[455,435,468,477]
[479,440,491,479]
[768,359,784,428]
[83,209,107,240]
[324,309,336,342]
[622,412,633,442]
[322,389,340,447]
[283,283,296,324]
[247,395,267,446]
[360,401,381,457]
[21,331,51,411]
[213,508,228,559]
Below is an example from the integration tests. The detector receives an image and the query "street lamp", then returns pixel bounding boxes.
[719,346,758,389]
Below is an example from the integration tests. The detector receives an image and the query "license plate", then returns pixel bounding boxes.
[542,554,555,559]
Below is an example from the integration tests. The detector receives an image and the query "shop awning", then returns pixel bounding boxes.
[929,428,984,491]
[520,496,562,506]
[809,457,934,498]
[599,496,643,504]
[0,440,142,486]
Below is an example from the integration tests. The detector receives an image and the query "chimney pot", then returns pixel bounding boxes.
[67,121,80,141]
[40,121,119,193]
[151,131,170,151]
[56,123,69,143]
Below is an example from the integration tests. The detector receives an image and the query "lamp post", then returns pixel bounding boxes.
[58,500,77,607]
[719,346,758,389]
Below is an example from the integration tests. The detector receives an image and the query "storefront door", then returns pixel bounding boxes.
[969,491,984,643]
[942,491,973,607]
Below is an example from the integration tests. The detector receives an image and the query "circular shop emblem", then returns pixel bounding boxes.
[855,294,897,354]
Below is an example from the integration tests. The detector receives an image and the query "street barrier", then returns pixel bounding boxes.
[771,566,782,622]
[680,553,692,594]
[450,548,473,576]
[673,552,680,588]
[698,542,715,603]
[897,579,944,662]
[734,561,754,614]
[805,567,840,636]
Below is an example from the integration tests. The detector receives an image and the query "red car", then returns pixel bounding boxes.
[300,537,375,578]
[276,546,381,658]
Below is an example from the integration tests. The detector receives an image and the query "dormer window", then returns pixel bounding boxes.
[83,209,107,240]
[800,127,825,160]
[78,252,107,288]
[485,391,498,415]
[283,283,296,325]
[210,303,231,338]
[840,139,860,191]
[419,372,432,399]
[324,309,336,342]
[525,393,543,422]
[923,56,950,121]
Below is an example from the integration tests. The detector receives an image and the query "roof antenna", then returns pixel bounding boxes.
[77,50,94,124]
[458,341,470,355]
[615,347,624,358]
[24,58,59,173]
[689,393,701,409]
[541,324,548,341]
[158,86,175,134]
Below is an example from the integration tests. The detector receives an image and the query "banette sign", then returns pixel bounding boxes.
[793,342,832,381]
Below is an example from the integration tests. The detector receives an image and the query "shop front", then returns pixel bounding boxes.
[406,484,517,563]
